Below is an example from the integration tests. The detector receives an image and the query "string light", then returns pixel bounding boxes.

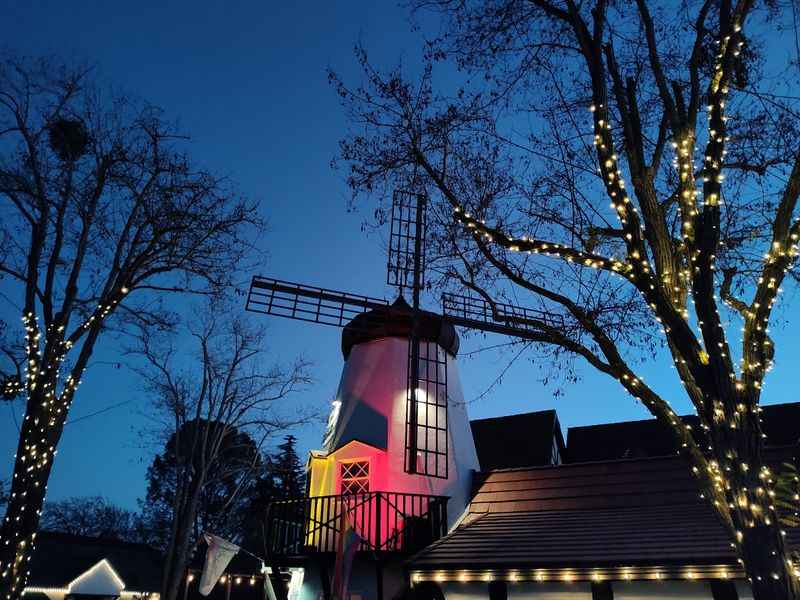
[2,285,134,598]
[409,565,746,584]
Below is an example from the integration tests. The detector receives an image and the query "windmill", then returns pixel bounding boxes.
[245,190,564,479]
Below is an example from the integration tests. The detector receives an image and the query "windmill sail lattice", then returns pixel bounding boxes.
[441,291,565,337]
[246,277,388,327]
[387,190,427,291]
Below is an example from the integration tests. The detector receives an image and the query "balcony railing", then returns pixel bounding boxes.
[265,492,449,557]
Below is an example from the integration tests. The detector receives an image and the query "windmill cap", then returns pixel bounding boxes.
[341,295,460,359]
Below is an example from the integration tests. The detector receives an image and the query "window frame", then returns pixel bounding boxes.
[338,457,371,496]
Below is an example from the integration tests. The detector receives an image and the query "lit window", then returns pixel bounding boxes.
[340,461,369,495]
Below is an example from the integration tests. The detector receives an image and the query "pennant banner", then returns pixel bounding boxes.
[199,533,240,596]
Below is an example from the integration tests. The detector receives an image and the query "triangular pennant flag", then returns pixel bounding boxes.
[198,533,240,596]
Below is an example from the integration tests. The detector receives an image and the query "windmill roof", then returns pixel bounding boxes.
[341,296,459,359]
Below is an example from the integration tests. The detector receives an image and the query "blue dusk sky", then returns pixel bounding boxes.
[1,1,798,511]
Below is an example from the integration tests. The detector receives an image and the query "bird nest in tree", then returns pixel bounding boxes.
[48,118,89,162]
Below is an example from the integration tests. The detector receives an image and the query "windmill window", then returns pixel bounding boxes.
[340,460,370,495]
[405,341,449,479]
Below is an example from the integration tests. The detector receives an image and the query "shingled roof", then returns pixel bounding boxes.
[408,449,800,575]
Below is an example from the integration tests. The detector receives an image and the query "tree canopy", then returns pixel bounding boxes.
[39,496,142,541]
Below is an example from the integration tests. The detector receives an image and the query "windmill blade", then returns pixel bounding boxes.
[441,291,566,341]
[246,276,389,328]
[387,190,427,291]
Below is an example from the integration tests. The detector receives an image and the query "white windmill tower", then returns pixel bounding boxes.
[314,294,478,517]
[245,191,565,600]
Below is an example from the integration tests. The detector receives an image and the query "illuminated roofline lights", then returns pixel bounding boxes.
[410,564,742,584]
[68,558,126,592]
[24,587,156,598]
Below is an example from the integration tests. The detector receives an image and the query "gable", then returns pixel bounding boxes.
[68,560,125,595]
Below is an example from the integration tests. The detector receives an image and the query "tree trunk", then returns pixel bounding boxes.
[162,480,206,600]
[162,523,192,600]
[740,523,800,600]
[0,383,64,600]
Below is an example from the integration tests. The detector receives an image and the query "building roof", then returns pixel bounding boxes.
[28,532,163,592]
[341,296,459,359]
[470,410,564,470]
[566,402,800,463]
[408,449,800,573]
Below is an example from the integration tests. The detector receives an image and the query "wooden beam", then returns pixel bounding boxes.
[591,581,614,600]
[488,581,507,600]
[710,579,739,600]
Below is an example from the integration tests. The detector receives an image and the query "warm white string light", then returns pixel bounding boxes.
[410,564,747,584]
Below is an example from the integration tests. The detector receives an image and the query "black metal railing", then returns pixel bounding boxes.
[265,492,448,557]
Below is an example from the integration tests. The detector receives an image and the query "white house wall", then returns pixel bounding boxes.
[440,582,493,600]
[507,583,592,600]
[735,582,754,600]
[437,580,752,600]
[613,581,712,600]
[440,582,593,600]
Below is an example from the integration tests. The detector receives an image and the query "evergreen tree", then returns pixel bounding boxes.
[239,435,306,552]
[272,435,305,498]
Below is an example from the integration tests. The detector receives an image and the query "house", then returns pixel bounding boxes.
[23,532,161,600]
[408,427,798,600]
[259,300,800,600]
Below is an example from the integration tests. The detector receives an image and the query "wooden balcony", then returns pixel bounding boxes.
[264,492,449,559]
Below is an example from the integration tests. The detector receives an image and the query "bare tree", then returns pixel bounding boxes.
[39,496,141,541]
[0,53,262,600]
[332,1,800,598]
[131,309,310,600]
